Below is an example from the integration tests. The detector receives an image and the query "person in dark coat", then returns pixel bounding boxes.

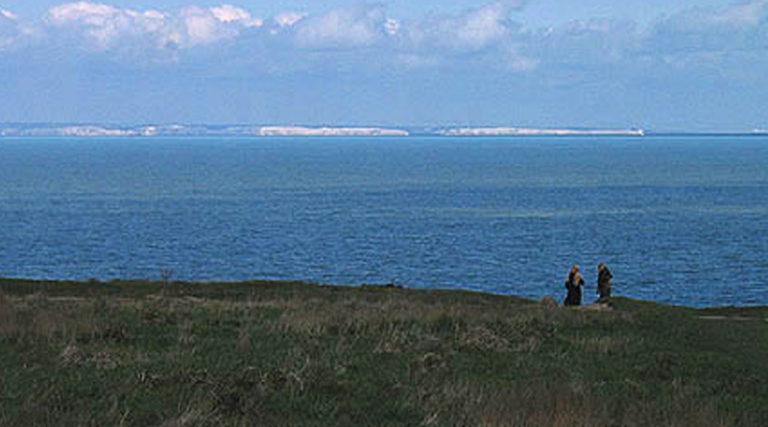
[564,265,584,306]
[597,263,613,303]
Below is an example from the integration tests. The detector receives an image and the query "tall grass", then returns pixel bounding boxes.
[0,279,766,426]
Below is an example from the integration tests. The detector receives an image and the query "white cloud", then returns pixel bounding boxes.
[180,6,236,46]
[44,2,264,53]
[180,8,218,45]
[385,18,400,36]
[210,5,262,27]
[293,5,388,49]
[401,1,525,53]
[47,2,169,50]
[1,8,18,20]
[389,1,535,73]
[0,8,27,50]
[274,11,305,28]
[452,2,514,50]
[179,4,262,46]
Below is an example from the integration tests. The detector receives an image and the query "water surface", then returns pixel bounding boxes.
[1,136,766,307]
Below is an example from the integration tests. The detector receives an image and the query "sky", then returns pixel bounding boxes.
[1,0,767,131]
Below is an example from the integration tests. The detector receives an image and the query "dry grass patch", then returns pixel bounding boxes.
[412,379,743,427]
[59,343,121,369]
[374,321,413,354]
[458,326,510,352]
[571,336,631,356]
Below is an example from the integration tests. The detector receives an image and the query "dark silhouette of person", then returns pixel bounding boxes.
[564,265,584,306]
[597,263,613,303]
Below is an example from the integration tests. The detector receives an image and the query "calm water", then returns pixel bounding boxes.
[1,136,767,307]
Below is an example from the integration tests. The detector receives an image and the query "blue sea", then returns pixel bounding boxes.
[1,135,767,307]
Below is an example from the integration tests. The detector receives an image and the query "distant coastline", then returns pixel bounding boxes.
[438,127,644,137]
[0,123,649,137]
[4,123,768,138]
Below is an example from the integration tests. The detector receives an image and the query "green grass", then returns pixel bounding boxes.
[1,278,766,426]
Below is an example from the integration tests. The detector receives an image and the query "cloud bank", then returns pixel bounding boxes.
[14,1,533,66]
[1,1,765,71]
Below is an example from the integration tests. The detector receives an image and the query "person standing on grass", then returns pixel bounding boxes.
[597,263,613,303]
[564,265,584,306]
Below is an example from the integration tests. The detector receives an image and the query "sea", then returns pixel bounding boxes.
[1,135,767,307]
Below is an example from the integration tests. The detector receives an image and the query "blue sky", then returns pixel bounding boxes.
[1,0,767,131]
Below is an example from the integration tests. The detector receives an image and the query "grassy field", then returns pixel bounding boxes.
[0,278,766,426]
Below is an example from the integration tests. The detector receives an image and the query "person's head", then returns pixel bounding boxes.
[598,263,605,271]
[571,265,580,274]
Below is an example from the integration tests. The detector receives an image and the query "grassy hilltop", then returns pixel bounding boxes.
[1,278,767,426]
